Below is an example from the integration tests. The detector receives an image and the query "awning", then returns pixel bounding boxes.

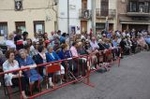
[120,21,150,25]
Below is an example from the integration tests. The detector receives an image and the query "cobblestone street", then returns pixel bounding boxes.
[36,51,150,99]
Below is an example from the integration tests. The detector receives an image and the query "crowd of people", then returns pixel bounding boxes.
[0,28,150,98]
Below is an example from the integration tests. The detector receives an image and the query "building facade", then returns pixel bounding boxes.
[58,0,92,34]
[95,0,117,32]
[0,0,57,39]
[117,0,150,32]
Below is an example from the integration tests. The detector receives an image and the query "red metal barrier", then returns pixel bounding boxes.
[0,47,121,99]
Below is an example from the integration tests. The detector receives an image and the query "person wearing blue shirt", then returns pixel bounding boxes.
[59,33,66,44]
[144,35,150,50]
[57,44,75,74]
[46,45,65,87]
[18,49,43,89]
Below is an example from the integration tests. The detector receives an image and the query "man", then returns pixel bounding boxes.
[90,36,99,51]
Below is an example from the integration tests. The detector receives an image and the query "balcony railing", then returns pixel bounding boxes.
[79,9,92,20]
[127,4,150,17]
[96,8,116,19]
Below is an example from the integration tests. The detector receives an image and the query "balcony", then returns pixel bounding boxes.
[79,9,92,20]
[127,4,150,17]
[96,9,116,19]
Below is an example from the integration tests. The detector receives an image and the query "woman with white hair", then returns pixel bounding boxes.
[46,45,65,87]
[18,49,43,91]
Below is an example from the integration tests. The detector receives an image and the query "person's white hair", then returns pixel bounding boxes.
[47,44,54,50]
[19,49,27,54]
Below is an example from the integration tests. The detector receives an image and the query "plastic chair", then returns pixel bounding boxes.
[45,63,61,88]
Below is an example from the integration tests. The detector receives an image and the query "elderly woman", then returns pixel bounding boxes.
[57,44,77,79]
[46,45,65,87]
[18,49,43,90]
[2,50,28,99]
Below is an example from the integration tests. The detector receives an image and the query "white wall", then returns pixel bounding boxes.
[87,0,92,34]
[58,0,81,33]
[0,0,56,39]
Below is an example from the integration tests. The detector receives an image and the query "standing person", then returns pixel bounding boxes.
[43,32,49,41]
[5,33,16,50]
[22,31,28,41]
[60,32,67,44]
[2,50,28,99]
[57,30,61,38]
[14,31,23,50]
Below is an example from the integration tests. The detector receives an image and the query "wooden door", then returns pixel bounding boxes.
[81,21,87,33]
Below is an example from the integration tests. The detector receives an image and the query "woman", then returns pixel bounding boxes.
[2,50,28,99]
[46,45,65,87]
[57,44,76,77]
[33,45,47,77]
[25,38,36,57]
[18,49,43,90]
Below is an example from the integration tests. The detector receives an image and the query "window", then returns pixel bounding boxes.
[139,2,145,12]
[0,22,8,36]
[15,21,26,33]
[145,2,150,13]
[129,1,137,12]
[34,21,45,35]
[101,0,109,16]
[129,0,150,13]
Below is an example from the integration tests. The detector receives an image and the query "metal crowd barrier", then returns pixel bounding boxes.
[0,47,121,99]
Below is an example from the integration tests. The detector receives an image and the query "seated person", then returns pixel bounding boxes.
[131,37,138,53]
[18,49,43,91]
[3,50,28,99]
[120,38,130,55]
[70,41,87,76]
[46,45,65,87]
[137,35,149,50]
[57,44,74,70]
[144,35,150,50]
[112,37,121,59]
[33,45,47,77]
[84,40,99,70]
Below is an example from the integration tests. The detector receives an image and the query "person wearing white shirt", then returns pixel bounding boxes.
[2,50,28,99]
[90,37,99,51]
[5,33,16,50]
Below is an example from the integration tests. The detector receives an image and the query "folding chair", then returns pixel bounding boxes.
[46,63,61,88]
